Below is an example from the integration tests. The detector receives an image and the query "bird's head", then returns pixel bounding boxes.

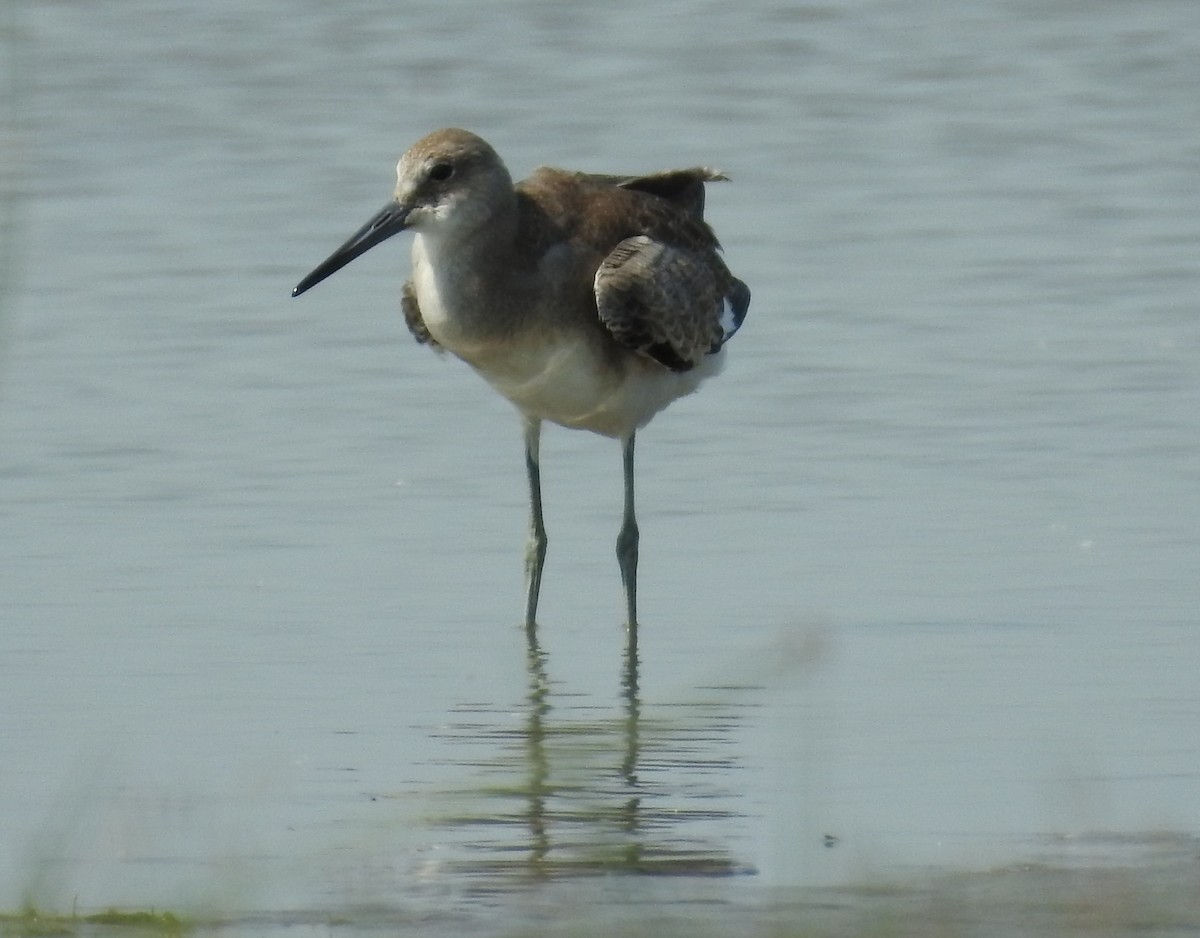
[292,128,512,297]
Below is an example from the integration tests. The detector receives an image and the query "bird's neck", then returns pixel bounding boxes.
[410,208,523,355]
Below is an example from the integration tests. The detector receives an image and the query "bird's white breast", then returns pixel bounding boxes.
[410,234,458,346]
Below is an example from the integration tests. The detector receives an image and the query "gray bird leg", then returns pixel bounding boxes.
[523,418,547,630]
[616,432,639,631]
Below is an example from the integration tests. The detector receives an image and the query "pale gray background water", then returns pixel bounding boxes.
[2,0,1198,932]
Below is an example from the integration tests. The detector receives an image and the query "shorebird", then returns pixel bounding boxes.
[293,129,749,631]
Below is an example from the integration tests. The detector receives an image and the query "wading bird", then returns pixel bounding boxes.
[293,129,749,632]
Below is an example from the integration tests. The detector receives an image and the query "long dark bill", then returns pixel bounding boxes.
[292,201,411,297]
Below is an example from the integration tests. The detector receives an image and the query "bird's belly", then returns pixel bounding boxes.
[472,334,722,439]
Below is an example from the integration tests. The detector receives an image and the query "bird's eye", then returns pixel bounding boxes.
[428,162,454,182]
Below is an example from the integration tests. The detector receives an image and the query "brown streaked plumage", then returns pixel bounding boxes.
[293,129,749,633]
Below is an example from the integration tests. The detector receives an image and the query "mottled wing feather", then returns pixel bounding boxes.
[521,166,750,371]
[595,236,748,373]
[610,168,726,218]
[520,167,725,257]
[536,167,727,221]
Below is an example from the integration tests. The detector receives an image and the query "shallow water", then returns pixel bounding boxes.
[2,0,1198,933]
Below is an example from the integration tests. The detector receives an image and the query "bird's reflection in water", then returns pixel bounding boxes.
[424,626,758,886]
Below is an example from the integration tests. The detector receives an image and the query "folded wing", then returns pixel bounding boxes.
[594,235,749,373]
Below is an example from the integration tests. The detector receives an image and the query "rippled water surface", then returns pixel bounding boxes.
[2,0,1198,934]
